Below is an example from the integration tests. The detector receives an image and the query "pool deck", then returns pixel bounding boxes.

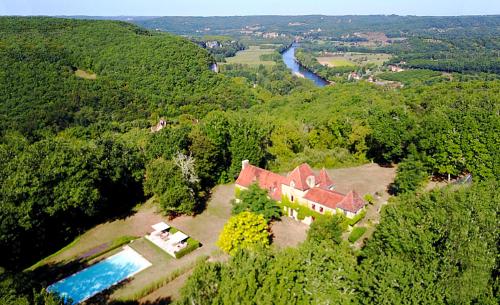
[47,246,152,304]
[145,232,188,258]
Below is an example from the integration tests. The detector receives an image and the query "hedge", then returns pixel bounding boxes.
[85,236,138,262]
[175,237,201,259]
[348,227,367,243]
[347,209,367,226]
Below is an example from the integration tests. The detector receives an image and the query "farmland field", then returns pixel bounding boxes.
[317,57,356,67]
[224,45,276,66]
[317,52,392,67]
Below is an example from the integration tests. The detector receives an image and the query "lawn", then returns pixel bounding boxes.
[33,185,234,302]
[224,45,276,66]
[36,201,165,265]
[317,52,392,67]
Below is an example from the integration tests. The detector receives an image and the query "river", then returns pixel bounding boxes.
[281,44,329,87]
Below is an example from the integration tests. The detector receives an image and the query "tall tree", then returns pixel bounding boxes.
[227,113,271,178]
[232,184,281,222]
[144,158,198,215]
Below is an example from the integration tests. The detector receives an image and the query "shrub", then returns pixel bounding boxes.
[364,194,375,204]
[307,216,343,245]
[234,187,242,198]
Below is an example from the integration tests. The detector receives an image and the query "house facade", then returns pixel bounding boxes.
[235,160,367,223]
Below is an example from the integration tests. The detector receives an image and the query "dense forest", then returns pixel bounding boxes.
[177,180,499,305]
[0,17,257,138]
[0,16,498,305]
[133,15,500,38]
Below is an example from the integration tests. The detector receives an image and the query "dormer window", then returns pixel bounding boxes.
[290,180,295,188]
[306,176,315,188]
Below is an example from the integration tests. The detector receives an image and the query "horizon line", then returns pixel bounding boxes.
[1,13,499,18]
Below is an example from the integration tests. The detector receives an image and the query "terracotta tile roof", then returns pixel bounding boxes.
[317,168,334,189]
[337,191,367,213]
[235,165,288,201]
[287,163,315,191]
[235,162,366,214]
[303,188,346,210]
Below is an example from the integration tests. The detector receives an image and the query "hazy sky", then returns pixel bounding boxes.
[0,0,498,16]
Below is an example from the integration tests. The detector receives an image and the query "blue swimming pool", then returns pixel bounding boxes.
[47,247,151,304]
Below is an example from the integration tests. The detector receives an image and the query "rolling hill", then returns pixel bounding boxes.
[0,17,256,137]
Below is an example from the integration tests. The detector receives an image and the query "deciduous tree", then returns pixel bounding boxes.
[232,184,281,222]
[217,211,270,255]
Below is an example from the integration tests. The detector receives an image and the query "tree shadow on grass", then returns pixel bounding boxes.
[193,187,212,216]
[27,258,88,288]
[27,244,124,289]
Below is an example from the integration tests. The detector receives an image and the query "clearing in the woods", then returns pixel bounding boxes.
[33,163,395,302]
[74,69,97,79]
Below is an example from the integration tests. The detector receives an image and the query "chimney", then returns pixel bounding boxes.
[242,160,250,170]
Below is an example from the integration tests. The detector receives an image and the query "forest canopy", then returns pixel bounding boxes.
[0,16,498,305]
[0,17,257,138]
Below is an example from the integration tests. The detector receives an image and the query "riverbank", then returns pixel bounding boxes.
[281,44,330,87]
